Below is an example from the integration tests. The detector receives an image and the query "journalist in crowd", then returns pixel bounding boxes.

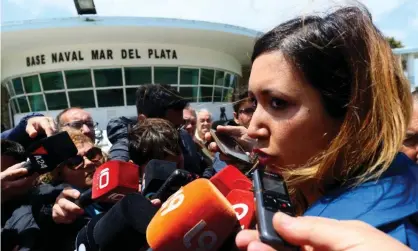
[30,131,107,251]
[107,84,215,178]
[206,6,418,250]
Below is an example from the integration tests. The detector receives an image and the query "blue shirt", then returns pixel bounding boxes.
[304,153,418,249]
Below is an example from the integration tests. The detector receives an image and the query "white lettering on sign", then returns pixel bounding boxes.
[34,155,48,169]
[160,188,184,216]
[183,220,218,251]
[99,168,110,189]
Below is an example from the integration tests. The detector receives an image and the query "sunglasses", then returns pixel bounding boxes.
[59,147,103,170]
[239,107,255,115]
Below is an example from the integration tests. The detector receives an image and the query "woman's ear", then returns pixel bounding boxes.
[233,112,240,125]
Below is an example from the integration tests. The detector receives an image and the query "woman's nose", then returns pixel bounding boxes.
[247,107,269,139]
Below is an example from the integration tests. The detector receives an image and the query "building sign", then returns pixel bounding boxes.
[26,48,178,67]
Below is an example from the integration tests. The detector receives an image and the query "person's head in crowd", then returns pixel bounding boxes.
[56,107,96,141]
[232,91,254,128]
[1,140,26,171]
[248,6,411,212]
[183,106,197,137]
[39,130,105,189]
[128,118,183,174]
[401,90,418,163]
[195,109,212,142]
[135,84,189,128]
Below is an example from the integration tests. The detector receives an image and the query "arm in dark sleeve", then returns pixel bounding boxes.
[1,113,44,149]
[31,184,87,234]
[107,116,136,162]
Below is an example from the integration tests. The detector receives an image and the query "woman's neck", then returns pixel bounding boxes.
[299,181,323,207]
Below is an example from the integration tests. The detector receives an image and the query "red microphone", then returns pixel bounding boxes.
[226,189,256,229]
[210,165,252,196]
[91,160,139,203]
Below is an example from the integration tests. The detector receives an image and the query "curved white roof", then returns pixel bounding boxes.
[1,16,261,67]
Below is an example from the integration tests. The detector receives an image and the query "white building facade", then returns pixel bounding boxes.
[1,17,260,131]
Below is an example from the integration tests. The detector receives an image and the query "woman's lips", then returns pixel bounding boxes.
[253,149,273,164]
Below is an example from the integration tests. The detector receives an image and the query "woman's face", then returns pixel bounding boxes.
[61,142,102,189]
[248,52,341,170]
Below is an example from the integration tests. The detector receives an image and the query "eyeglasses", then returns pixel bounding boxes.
[239,107,255,115]
[62,120,98,130]
[59,147,103,170]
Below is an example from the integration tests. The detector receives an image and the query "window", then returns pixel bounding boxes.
[213,87,223,102]
[180,68,199,85]
[125,67,152,86]
[28,95,46,111]
[16,97,29,113]
[40,72,64,91]
[200,86,213,102]
[23,75,41,93]
[222,88,233,102]
[200,69,214,86]
[179,87,198,102]
[214,71,225,86]
[154,67,178,85]
[97,89,124,107]
[68,90,96,108]
[7,81,15,96]
[126,88,137,105]
[45,92,68,110]
[65,69,93,89]
[224,73,237,88]
[13,78,24,95]
[12,99,19,113]
[94,68,123,87]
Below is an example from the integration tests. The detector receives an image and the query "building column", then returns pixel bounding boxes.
[407,54,415,89]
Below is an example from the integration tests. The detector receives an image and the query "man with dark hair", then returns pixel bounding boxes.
[56,107,96,141]
[128,118,182,167]
[401,90,418,163]
[232,91,254,129]
[107,84,214,177]
[1,139,26,171]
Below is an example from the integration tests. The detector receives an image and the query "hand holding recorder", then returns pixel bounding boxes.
[236,213,412,251]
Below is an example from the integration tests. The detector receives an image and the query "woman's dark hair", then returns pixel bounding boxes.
[251,6,411,213]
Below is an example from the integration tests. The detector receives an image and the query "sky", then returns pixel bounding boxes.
[1,0,417,84]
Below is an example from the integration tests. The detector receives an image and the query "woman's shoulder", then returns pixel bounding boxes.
[304,153,418,245]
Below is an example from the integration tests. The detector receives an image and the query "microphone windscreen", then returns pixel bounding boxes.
[141,160,177,198]
[91,160,139,203]
[93,193,158,251]
[226,189,256,229]
[210,165,252,196]
[146,179,238,251]
[75,213,105,251]
[26,131,78,174]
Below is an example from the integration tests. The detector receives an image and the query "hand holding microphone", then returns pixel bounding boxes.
[52,187,85,224]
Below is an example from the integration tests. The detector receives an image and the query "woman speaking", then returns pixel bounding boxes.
[209,5,418,250]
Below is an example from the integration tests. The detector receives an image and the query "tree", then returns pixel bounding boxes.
[385,36,404,49]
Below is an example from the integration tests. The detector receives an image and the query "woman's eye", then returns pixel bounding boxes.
[270,98,288,109]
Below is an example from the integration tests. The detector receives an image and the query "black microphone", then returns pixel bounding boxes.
[75,193,158,251]
[141,159,177,199]
[24,131,78,175]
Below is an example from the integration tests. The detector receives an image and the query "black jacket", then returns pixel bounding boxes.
[107,116,215,178]
[30,183,91,251]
